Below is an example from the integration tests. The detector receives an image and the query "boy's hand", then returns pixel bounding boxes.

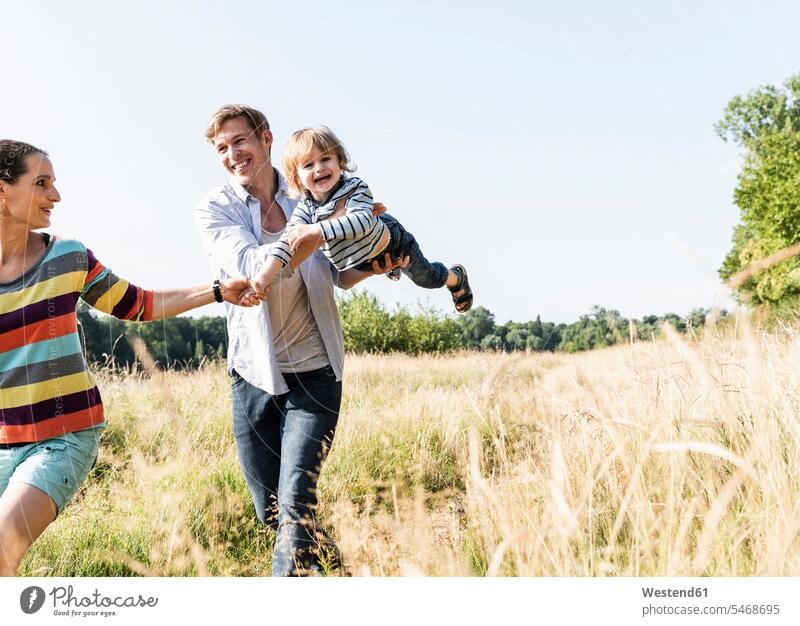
[220,278,268,306]
[287,223,324,252]
[250,276,271,300]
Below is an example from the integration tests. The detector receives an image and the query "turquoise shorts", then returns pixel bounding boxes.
[0,426,103,515]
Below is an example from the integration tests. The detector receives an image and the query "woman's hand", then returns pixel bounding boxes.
[220,277,267,307]
[287,223,324,253]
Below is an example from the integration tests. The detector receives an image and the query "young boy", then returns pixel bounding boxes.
[253,126,472,312]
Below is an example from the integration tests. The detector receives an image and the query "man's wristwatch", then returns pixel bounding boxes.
[212,279,223,303]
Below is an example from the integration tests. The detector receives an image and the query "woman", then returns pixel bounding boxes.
[0,140,262,576]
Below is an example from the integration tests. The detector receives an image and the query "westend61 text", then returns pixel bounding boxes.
[642,587,708,598]
[50,586,158,608]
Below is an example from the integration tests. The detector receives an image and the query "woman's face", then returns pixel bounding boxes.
[0,154,61,230]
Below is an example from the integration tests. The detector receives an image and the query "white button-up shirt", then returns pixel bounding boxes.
[194,169,345,395]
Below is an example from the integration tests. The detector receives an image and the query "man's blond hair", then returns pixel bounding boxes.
[205,104,270,142]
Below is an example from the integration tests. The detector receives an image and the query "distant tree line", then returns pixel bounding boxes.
[447,300,722,354]
[77,293,725,369]
[77,302,228,369]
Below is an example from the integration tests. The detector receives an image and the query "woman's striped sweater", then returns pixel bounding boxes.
[0,235,153,443]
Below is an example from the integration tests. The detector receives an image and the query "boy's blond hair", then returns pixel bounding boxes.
[282,126,355,198]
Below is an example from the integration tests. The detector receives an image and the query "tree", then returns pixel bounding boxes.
[717,74,800,310]
[457,306,495,349]
[687,308,707,329]
[504,325,528,351]
[338,291,394,352]
[336,291,460,353]
[716,75,800,148]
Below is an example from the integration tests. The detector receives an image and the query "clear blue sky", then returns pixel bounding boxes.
[4,0,799,323]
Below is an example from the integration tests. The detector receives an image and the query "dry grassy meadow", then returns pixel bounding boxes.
[20,318,800,576]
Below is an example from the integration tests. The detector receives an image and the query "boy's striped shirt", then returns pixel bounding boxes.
[0,236,153,444]
[268,177,388,270]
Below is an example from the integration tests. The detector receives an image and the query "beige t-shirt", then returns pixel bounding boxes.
[261,226,330,374]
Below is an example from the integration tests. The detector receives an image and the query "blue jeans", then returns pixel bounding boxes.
[231,366,342,576]
[355,214,449,288]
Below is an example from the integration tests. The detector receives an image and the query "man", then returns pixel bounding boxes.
[194,104,406,576]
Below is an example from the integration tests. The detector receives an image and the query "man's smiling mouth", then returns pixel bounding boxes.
[232,158,251,173]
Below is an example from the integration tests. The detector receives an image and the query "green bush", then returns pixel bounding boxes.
[338,291,461,353]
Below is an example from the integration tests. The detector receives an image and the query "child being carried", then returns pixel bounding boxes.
[253,126,472,313]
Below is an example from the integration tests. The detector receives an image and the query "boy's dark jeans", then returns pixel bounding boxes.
[355,214,449,288]
[231,366,342,576]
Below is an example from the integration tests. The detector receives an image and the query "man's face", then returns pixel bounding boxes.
[212,117,272,187]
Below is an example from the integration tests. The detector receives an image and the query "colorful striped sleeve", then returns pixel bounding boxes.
[80,249,154,321]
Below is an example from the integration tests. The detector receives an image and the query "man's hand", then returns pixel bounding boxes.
[369,252,410,275]
[287,223,324,253]
[372,202,387,217]
[220,277,268,307]
[335,252,410,289]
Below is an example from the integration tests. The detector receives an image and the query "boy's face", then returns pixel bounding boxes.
[298,146,342,201]
[212,116,272,188]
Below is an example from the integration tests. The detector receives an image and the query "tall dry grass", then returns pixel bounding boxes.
[20,318,800,575]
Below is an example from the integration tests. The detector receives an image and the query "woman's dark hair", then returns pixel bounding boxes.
[0,140,48,184]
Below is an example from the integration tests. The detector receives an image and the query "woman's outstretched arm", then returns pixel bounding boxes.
[80,247,262,321]
[149,277,262,319]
